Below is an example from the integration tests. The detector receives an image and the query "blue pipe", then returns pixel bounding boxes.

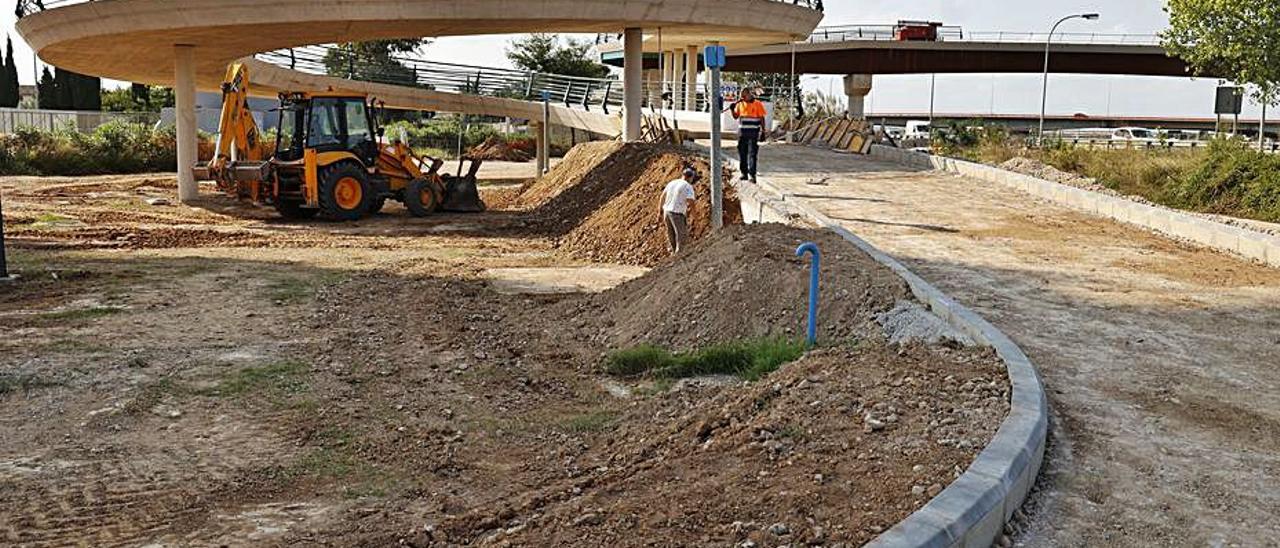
[795,242,821,347]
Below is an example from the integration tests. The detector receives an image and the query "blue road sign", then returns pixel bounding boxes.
[704,45,727,69]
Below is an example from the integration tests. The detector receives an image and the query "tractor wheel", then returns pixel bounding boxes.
[318,163,372,221]
[274,200,319,220]
[404,178,442,218]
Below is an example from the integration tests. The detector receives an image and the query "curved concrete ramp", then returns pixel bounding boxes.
[17,0,821,87]
[243,59,621,135]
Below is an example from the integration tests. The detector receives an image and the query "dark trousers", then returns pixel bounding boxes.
[737,131,760,177]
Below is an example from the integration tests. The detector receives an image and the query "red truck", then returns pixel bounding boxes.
[894,20,944,41]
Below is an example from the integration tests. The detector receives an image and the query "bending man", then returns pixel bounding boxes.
[660,167,699,255]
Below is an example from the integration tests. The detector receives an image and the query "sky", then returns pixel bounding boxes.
[1,0,1269,119]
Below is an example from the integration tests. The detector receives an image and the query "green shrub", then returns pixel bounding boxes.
[0,121,182,176]
[605,338,807,382]
[1163,138,1280,222]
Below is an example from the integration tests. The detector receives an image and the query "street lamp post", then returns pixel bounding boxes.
[1039,12,1100,144]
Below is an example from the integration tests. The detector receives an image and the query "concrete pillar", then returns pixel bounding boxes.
[623,27,643,142]
[685,45,699,111]
[175,45,198,203]
[532,121,549,175]
[843,74,873,119]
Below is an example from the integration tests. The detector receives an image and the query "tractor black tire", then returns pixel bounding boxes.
[404,178,441,218]
[274,200,319,220]
[318,163,372,221]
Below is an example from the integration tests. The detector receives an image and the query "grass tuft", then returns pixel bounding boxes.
[605,337,806,382]
[198,360,309,398]
[562,411,618,433]
[0,373,63,396]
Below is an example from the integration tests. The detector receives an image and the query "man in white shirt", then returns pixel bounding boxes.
[660,167,699,254]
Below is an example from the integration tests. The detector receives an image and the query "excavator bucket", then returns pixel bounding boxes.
[439,159,487,213]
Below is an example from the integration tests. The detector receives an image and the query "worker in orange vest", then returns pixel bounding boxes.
[731,88,767,183]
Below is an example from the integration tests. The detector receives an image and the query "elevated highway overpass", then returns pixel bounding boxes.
[600,24,1214,117]
[15,0,822,201]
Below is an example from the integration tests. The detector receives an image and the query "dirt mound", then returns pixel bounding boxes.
[1000,156,1105,191]
[445,344,1008,547]
[467,136,533,162]
[573,223,908,350]
[499,141,741,266]
[505,141,626,211]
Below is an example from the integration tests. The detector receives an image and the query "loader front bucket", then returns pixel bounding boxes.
[440,175,486,213]
[439,159,486,213]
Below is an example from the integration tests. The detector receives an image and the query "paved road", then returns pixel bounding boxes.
[757,144,1280,547]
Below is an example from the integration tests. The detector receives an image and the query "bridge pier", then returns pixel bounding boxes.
[684,45,699,111]
[843,74,873,119]
[532,121,549,176]
[175,44,198,203]
[623,27,643,142]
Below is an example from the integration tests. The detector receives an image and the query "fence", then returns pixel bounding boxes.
[0,108,161,134]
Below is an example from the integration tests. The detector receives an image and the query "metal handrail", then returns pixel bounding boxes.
[804,24,1160,46]
[20,0,822,17]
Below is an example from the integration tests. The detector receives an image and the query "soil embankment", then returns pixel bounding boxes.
[0,148,1009,547]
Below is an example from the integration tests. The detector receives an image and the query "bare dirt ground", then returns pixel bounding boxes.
[0,146,1007,547]
[759,144,1280,547]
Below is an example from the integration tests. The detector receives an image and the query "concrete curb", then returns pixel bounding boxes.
[869,144,1280,268]
[737,179,1049,548]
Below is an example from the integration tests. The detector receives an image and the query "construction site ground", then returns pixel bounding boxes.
[757,143,1280,547]
[0,143,1009,547]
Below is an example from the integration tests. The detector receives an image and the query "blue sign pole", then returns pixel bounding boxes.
[795,242,821,346]
[705,44,728,230]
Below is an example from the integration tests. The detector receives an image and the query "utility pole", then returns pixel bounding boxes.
[1040,13,1100,144]
[706,44,726,230]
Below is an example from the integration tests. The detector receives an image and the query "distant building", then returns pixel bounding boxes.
[158,91,280,133]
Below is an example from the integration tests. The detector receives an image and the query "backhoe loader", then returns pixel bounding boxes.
[193,63,485,220]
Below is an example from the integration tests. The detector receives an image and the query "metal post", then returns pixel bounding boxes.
[541,90,551,176]
[928,73,936,125]
[455,113,468,175]
[1261,93,1269,151]
[707,44,725,230]
[1040,13,1100,145]
[0,186,8,280]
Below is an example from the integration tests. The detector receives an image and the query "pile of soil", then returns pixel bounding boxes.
[444,345,1008,547]
[468,136,533,162]
[499,141,742,266]
[572,224,908,350]
[1000,157,1106,192]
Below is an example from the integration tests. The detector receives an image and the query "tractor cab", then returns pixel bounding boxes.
[274,92,381,167]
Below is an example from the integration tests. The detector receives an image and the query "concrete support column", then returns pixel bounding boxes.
[684,45,699,111]
[175,44,198,203]
[843,74,873,119]
[623,27,643,142]
[532,121,549,175]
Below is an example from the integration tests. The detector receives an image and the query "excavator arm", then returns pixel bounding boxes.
[192,63,272,189]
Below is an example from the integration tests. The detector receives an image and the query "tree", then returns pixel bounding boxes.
[506,34,610,78]
[323,39,429,86]
[102,84,174,112]
[36,67,56,109]
[1,36,19,108]
[1163,0,1280,106]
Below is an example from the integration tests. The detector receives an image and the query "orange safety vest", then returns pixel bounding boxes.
[734,100,767,133]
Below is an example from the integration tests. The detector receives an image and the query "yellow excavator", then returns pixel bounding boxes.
[193,63,485,220]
